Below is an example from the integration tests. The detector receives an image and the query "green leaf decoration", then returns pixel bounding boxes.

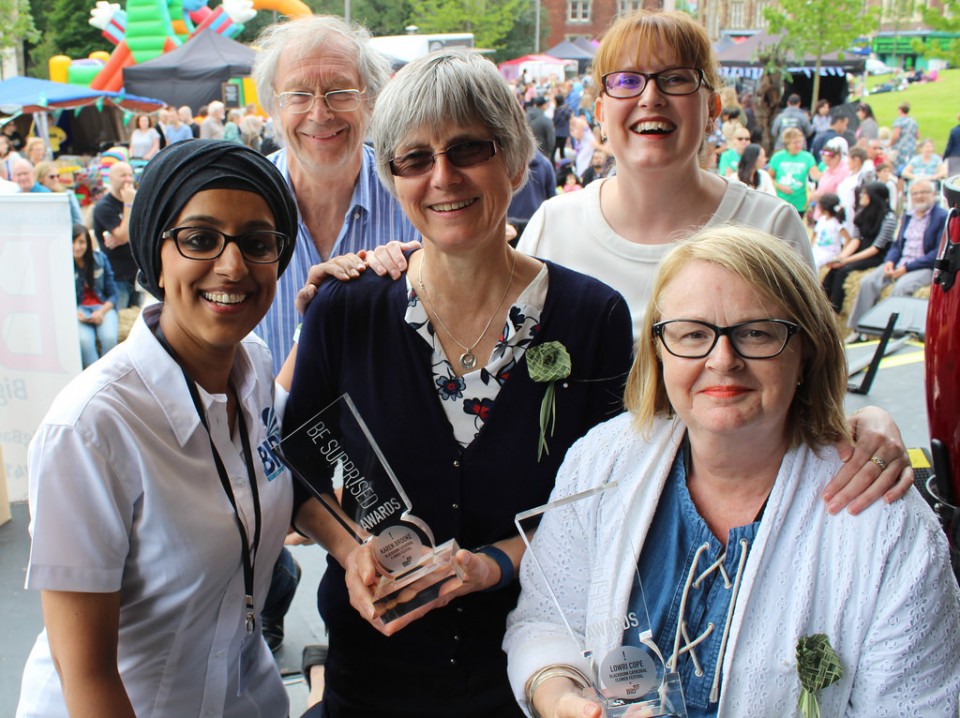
[796,633,843,718]
[536,382,555,460]
[527,341,572,461]
[526,341,572,383]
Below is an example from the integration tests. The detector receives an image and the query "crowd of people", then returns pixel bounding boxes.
[694,86,955,342]
[12,8,960,718]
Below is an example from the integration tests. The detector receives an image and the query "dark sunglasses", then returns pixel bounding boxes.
[388,139,498,177]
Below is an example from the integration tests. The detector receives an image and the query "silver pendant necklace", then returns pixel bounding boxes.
[417,249,517,371]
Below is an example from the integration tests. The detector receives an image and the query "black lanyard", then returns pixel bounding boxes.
[153,321,263,635]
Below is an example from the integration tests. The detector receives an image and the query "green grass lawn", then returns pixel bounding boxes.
[856,69,959,153]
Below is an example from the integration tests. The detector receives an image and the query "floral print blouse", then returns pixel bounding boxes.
[405,265,549,447]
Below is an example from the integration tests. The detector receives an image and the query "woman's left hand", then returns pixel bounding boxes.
[824,406,913,514]
[88,309,104,326]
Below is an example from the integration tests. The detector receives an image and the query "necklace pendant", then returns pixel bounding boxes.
[459,351,478,371]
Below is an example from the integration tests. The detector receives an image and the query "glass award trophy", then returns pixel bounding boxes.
[277,393,463,625]
[515,482,687,717]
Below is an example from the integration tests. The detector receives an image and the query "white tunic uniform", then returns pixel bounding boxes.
[18,306,292,718]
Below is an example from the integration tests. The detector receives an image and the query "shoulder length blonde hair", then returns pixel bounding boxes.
[625,226,850,449]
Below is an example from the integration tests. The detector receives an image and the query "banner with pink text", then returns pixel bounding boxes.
[0,195,79,500]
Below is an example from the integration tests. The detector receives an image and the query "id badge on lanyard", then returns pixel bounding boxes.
[153,320,263,697]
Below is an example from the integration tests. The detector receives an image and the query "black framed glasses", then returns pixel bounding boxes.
[162,226,288,264]
[653,319,800,359]
[388,139,499,177]
[602,68,708,99]
[276,89,365,114]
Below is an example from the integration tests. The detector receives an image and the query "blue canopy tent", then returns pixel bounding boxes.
[0,76,164,155]
[0,75,164,114]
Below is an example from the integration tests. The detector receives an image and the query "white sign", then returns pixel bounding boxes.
[0,194,79,500]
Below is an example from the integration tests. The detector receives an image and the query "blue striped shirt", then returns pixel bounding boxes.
[255,144,418,374]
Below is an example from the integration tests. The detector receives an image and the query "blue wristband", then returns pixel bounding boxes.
[476,545,515,592]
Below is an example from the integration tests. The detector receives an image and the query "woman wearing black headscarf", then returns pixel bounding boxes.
[18,141,298,718]
[821,181,898,313]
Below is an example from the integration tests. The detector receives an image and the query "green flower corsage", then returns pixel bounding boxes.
[796,633,843,718]
[526,341,572,460]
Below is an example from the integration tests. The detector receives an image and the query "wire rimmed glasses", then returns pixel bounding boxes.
[162,226,288,264]
[601,68,708,99]
[653,319,800,359]
[276,89,365,114]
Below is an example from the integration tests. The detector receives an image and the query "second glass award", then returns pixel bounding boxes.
[277,394,462,625]
[516,483,688,717]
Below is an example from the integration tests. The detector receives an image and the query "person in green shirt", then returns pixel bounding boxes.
[768,126,821,216]
[717,127,752,177]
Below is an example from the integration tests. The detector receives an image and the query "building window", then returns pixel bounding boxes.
[568,0,591,23]
[729,0,745,28]
[617,0,643,15]
[709,5,721,37]
[755,0,770,28]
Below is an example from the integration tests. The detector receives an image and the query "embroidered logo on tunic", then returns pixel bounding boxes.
[259,407,285,482]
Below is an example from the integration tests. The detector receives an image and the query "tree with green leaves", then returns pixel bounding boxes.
[764,0,879,111]
[912,0,960,68]
[0,0,40,79]
[754,40,790,153]
[241,0,414,41]
[406,0,527,51]
[26,0,107,79]
[497,4,548,62]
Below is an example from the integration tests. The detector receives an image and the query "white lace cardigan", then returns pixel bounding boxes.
[504,413,960,717]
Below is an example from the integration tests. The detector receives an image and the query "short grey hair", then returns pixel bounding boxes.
[253,15,390,119]
[370,50,534,196]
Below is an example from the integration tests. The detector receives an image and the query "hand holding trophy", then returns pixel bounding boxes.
[342,530,507,635]
[277,394,464,631]
[515,483,688,718]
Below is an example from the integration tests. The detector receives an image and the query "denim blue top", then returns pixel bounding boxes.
[626,444,761,717]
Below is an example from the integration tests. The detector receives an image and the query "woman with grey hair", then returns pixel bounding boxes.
[283,50,633,717]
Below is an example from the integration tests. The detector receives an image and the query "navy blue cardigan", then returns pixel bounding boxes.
[885,203,948,272]
[285,259,632,715]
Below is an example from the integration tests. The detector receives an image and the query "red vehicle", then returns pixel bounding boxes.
[926,176,960,572]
